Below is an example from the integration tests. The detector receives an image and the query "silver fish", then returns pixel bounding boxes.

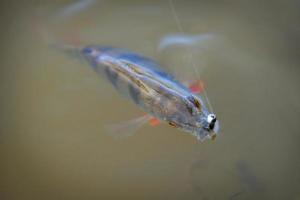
[70,45,219,141]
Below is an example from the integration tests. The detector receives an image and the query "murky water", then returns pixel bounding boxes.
[1,0,299,199]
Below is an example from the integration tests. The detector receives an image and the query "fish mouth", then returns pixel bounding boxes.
[195,120,220,141]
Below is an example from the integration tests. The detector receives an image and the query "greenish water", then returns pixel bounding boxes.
[1,0,299,200]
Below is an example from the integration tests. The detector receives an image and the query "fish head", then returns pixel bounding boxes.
[177,95,220,141]
[194,113,220,141]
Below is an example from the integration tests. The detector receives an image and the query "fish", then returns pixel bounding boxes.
[32,0,220,141]
[69,45,219,141]
[236,161,265,193]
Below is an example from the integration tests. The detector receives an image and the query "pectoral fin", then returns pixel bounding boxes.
[148,117,160,126]
[105,114,161,139]
[105,115,152,139]
[186,80,205,94]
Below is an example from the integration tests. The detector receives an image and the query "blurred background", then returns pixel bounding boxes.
[0,0,299,199]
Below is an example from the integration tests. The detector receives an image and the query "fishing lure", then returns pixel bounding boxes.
[68,45,220,141]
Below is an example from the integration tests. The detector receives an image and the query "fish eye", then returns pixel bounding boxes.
[207,114,217,126]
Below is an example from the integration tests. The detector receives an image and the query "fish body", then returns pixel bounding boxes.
[80,45,219,141]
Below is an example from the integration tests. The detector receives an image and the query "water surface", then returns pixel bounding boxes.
[0,0,299,199]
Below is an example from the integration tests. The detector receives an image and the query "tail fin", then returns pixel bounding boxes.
[30,2,91,59]
[31,15,86,63]
[49,43,84,61]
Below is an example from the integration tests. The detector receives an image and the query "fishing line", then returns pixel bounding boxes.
[168,0,214,113]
